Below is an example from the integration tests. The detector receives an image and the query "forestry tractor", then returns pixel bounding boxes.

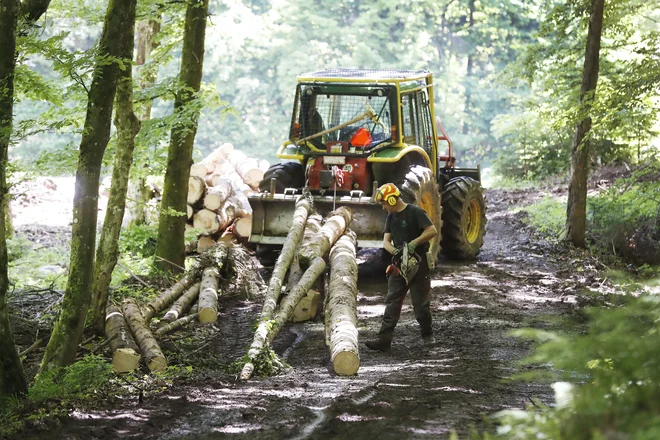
[248,68,487,263]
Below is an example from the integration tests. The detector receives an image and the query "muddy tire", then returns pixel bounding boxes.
[258,162,305,193]
[397,166,443,264]
[441,176,487,260]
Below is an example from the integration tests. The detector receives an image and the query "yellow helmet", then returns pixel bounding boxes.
[375,183,400,206]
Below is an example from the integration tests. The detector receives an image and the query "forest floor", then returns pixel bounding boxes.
[6,177,623,439]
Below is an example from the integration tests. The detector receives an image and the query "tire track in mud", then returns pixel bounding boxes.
[21,189,584,440]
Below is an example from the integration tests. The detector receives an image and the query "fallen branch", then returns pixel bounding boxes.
[143,274,196,321]
[155,313,199,337]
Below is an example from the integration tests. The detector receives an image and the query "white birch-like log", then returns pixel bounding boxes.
[143,274,195,320]
[233,217,252,239]
[327,231,360,376]
[235,158,264,189]
[187,176,206,205]
[203,178,233,211]
[122,299,167,372]
[287,213,323,290]
[240,256,326,381]
[298,207,353,267]
[193,209,221,235]
[163,282,200,322]
[190,163,208,178]
[105,304,141,373]
[258,159,270,173]
[155,313,199,337]
[291,289,321,322]
[198,267,220,323]
[260,197,311,321]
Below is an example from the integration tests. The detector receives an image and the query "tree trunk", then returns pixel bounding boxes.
[0,0,52,399]
[122,299,167,372]
[154,0,209,273]
[129,18,161,226]
[0,0,27,402]
[155,313,199,337]
[327,231,360,376]
[105,304,141,373]
[566,0,605,247]
[40,0,137,373]
[90,54,142,334]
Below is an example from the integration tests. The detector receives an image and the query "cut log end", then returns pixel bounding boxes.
[148,355,168,372]
[332,351,360,376]
[198,307,217,323]
[112,348,141,373]
[291,289,321,323]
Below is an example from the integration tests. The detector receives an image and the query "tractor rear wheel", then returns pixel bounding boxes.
[441,176,487,260]
[258,162,305,193]
[397,166,443,266]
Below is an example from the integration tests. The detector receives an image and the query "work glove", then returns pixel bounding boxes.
[406,242,416,255]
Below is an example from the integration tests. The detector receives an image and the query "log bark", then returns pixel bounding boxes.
[143,274,195,320]
[154,0,209,273]
[327,231,360,376]
[240,256,326,380]
[298,207,353,268]
[198,267,220,323]
[287,213,323,289]
[203,178,233,211]
[122,299,167,372]
[260,197,311,321]
[234,158,264,189]
[155,313,199,337]
[187,176,206,205]
[41,0,138,372]
[163,282,200,322]
[105,304,141,373]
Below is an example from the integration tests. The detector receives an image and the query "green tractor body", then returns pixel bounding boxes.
[249,68,487,261]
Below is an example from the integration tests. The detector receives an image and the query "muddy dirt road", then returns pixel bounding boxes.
[17,188,588,439]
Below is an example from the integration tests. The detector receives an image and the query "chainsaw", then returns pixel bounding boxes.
[386,244,421,284]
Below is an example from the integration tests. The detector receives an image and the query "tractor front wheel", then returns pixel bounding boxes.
[258,162,305,193]
[441,176,487,260]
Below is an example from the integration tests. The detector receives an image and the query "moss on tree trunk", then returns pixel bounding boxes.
[90,52,141,334]
[155,0,209,273]
[0,0,53,400]
[40,0,137,372]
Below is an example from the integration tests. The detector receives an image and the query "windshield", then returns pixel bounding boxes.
[290,84,394,150]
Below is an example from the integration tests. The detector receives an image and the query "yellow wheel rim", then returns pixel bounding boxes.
[465,199,481,243]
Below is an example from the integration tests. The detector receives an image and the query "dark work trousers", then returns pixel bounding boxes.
[377,254,432,342]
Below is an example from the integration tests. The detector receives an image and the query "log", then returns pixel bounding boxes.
[233,217,252,240]
[327,231,360,376]
[203,177,233,211]
[291,289,321,322]
[299,207,353,267]
[287,213,323,289]
[198,267,220,323]
[240,256,326,381]
[193,209,221,235]
[186,204,193,220]
[190,163,208,179]
[258,159,270,173]
[196,235,217,253]
[122,299,167,372]
[260,197,311,321]
[163,282,200,322]
[187,176,206,205]
[155,313,199,337]
[105,304,141,373]
[235,158,264,189]
[206,142,234,164]
[143,274,195,320]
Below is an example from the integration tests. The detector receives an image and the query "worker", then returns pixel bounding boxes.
[365,182,438,351]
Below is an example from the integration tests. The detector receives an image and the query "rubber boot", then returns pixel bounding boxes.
[365,337,392,351]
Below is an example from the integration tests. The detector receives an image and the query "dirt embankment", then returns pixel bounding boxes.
[7,184,609,440]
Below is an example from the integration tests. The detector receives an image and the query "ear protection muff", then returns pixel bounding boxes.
[376,183,400,206]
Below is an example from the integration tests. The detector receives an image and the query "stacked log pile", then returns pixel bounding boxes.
[105,243,264,373]
[186,143,268,252]
[240,199,360,380]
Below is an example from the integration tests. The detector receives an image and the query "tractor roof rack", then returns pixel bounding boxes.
[298,68,431,83]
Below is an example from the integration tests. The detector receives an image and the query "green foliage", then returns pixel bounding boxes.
[519,196,567,241]
[29,355,113,402]
[7,233,69,290]
[118,223,158,257]
[231,347,291,378]
[486,295,660,439]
